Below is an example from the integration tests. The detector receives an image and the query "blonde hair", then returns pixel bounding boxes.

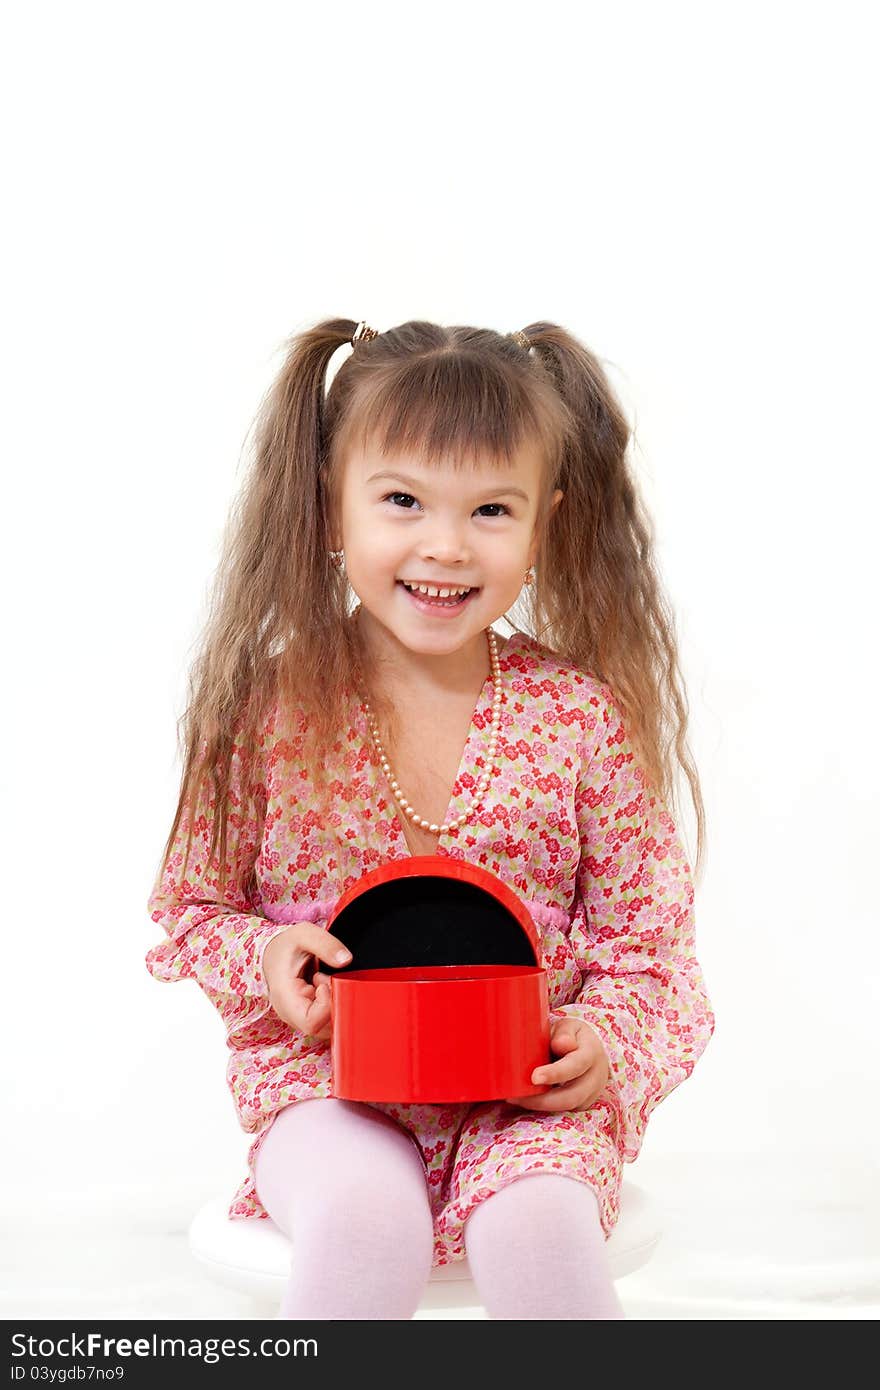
[155,318,706,904]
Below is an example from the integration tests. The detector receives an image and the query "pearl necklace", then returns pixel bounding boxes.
[360,621,503,836]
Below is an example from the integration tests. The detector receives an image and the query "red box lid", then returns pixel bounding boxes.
[324,853,540,974]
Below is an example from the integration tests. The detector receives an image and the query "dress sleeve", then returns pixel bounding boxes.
[558,682,716,1161]
[144,707,290,1050]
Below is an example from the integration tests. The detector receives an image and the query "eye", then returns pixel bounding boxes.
[383,492,419,509]
[380,492,510,517]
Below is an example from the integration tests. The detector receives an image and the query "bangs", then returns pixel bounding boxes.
[335,346,565,476]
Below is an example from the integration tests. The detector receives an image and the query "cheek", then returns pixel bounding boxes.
[346,533,400,575]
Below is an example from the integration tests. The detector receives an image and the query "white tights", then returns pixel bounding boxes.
[253,1097,624,1320]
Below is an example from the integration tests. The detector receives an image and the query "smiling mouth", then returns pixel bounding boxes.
[399,581,476,595]
[397,581,479,609]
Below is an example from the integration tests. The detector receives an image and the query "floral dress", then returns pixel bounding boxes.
[145,630,715,1268]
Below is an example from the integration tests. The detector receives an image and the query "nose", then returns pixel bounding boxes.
[418,519,472,568]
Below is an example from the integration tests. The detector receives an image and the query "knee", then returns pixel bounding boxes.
[295,1172,434,1267]
[294,1146,432,1248]
[256,1099,433,1250]
[466,1173,602,1248]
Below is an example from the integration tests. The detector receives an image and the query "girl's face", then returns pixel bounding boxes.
[333,437,563,670]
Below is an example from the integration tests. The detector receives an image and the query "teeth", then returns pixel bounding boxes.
[404,582,472,598]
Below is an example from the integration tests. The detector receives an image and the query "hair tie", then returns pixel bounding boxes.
[354,323,530,352]
[352,321,379,346]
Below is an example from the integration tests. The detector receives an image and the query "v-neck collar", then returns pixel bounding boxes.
[362,629,527,860]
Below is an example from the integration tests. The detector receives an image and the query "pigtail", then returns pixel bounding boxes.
[523,322,705,880]
[156,319,362,900]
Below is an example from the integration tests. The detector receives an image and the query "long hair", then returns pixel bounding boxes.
[155,318,706,904]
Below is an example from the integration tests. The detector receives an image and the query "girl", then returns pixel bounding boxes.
[145,318,715,1321]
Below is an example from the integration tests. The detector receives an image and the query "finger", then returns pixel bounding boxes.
[313,930,353,970]
[546,1028,583,1059]
[532,1055,595,1088]
[275,976,331,1034]
[303,987,332,1039]
[288,925,353,972]
[507,1076,599,1112]
[504,1091,565,1112]
[300,984,330,1028]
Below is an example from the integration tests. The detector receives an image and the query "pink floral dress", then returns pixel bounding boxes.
[145,630,715,1268]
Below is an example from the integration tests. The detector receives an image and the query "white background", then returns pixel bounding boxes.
[3,0,878,1316]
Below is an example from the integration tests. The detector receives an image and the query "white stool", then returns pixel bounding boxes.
[189,1181,661,1316]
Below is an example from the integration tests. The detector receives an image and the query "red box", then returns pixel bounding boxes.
[325,855,551,1103]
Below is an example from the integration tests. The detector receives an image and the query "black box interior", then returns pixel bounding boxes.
[323,874,536,973]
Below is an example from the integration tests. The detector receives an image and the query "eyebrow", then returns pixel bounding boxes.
[366,470,529,502]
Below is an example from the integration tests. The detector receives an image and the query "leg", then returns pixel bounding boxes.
[254,1098,434,1320]
[464,1172,625,1320]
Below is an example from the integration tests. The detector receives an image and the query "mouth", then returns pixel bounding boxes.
[397,580,480,615]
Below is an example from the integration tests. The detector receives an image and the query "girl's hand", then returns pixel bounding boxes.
[262,923,352,1042]
[504,1018,611,1112]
